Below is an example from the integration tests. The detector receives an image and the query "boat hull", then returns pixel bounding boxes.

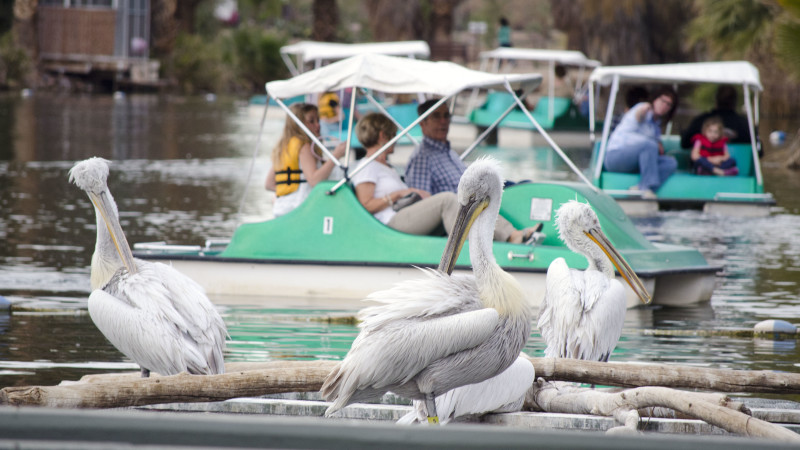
[136,255,716,309]
[134,180,719,309]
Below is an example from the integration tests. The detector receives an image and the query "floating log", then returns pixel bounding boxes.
[527,356,800,394]
[1,361,338,408]
[528,380,800,443]
[3,358,800,409]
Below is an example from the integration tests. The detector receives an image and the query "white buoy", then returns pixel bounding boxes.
[754,319,797,334]
[769,130,786,146]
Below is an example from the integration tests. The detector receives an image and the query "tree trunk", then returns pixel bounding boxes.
[364,0,423,41]
[12,0,38,86]
[312,0,339,42]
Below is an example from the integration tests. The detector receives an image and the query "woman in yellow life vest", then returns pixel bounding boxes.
[267,103,346,217]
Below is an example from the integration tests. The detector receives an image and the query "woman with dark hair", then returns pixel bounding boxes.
[603,86,679,197]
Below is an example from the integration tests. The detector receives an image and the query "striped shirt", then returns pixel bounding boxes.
[404,136,466,195]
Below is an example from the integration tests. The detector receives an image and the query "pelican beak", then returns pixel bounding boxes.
[438,195,490,275]
[87,191,138,275]
[586,228,652,304]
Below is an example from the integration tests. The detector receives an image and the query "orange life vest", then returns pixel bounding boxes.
[275,136,306,197]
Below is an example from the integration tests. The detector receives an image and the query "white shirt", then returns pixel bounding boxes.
[351,160,407,224]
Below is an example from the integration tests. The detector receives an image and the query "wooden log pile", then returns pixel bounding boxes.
[2,358,799,442]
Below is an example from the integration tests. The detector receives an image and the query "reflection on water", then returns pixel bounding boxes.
[1,93,800,388]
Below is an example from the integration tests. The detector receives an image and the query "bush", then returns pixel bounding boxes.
[0,33,31,89]
[221,27,288,93]
[167,33,228,94]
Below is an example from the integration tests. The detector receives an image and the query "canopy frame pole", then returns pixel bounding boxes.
[342,85,358,173]
[504,80,597,192]
[360,88,421,146]
[548,59,555,123]
[593,75,620,183]
[273,97,341,167]
[327,96,453,195]
[743,83,764,187]
[589,80,596,143]
[280,52,300,77]
[235,100,270,224]
[460,89,533,161]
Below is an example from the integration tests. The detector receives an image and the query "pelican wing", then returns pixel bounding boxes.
[150,261,227,373]
[97,263,225,375]
[398,355,535,424]
[322,307,500,413]
[538,258,626,361]
[359,270,480,329]
[88,289,192,375]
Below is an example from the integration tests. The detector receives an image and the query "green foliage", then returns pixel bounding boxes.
[686,0,774,59]
[775,19,800,80]
[169,33,227,94]
[0,33,31,89]
[220,27,288,93]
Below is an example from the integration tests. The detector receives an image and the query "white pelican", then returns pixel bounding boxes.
[537,200,651,362]
[321,157,531,424]
[396,355,535,425]
[69,157,227,377]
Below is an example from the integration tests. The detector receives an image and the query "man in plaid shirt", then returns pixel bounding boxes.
[404,99,538,244]
[404,100,466,195]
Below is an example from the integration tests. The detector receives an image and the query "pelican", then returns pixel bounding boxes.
[69,157,227,377]
[396,355,535,425]
[321,157,531,424]
[537,200,651,362]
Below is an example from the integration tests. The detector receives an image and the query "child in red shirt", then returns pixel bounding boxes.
[690,116,739,176]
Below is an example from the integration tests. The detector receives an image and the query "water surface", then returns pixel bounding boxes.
[1,93,799,388]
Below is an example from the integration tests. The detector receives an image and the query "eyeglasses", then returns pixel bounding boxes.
[656,96,674,108]
[428,112,451,120]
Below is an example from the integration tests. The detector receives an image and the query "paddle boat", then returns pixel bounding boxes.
[251,40,431,144]
[466,48,601,133]
[135,54,719,308]
[587,61,775,216]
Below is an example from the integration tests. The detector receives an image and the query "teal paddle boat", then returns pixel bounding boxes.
[466,48,600,132]
[135,54,718,308]
[587,61,775,216]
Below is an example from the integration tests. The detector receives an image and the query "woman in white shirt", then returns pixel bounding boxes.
[351,112,460,236]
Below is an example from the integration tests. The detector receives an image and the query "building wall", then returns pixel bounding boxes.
[39,7,116,57]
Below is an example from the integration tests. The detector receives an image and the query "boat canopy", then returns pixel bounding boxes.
[589,61,762,90]
[266,53,542,99]
[479,47,601,67]
[279,40,431,75]
[588,60,764,188]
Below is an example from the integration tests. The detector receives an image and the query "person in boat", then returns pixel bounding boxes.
[690,116,738,176]
[402,103,539,243]
[610,85,649,132]
[680,85,756,150]
[318,91,341,139]
[498,17,512,48]
[603,86,679,198]
[266,102,346,217]
[353,112,532,243]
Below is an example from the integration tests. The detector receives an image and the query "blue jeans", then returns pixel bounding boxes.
[604,136,677,191]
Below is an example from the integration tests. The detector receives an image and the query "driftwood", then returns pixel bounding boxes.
[526,379,800,443]
[526,356,800,394]
[1,361,338,408]
[2,357,799,415]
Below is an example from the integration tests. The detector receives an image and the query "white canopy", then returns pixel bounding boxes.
[281,40,430,61]
[589,61,762,91]
[266,53,542,99]
[479,47,601,67]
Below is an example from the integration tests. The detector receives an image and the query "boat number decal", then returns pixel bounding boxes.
[530,197,552,221]
[323,216,334,234]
